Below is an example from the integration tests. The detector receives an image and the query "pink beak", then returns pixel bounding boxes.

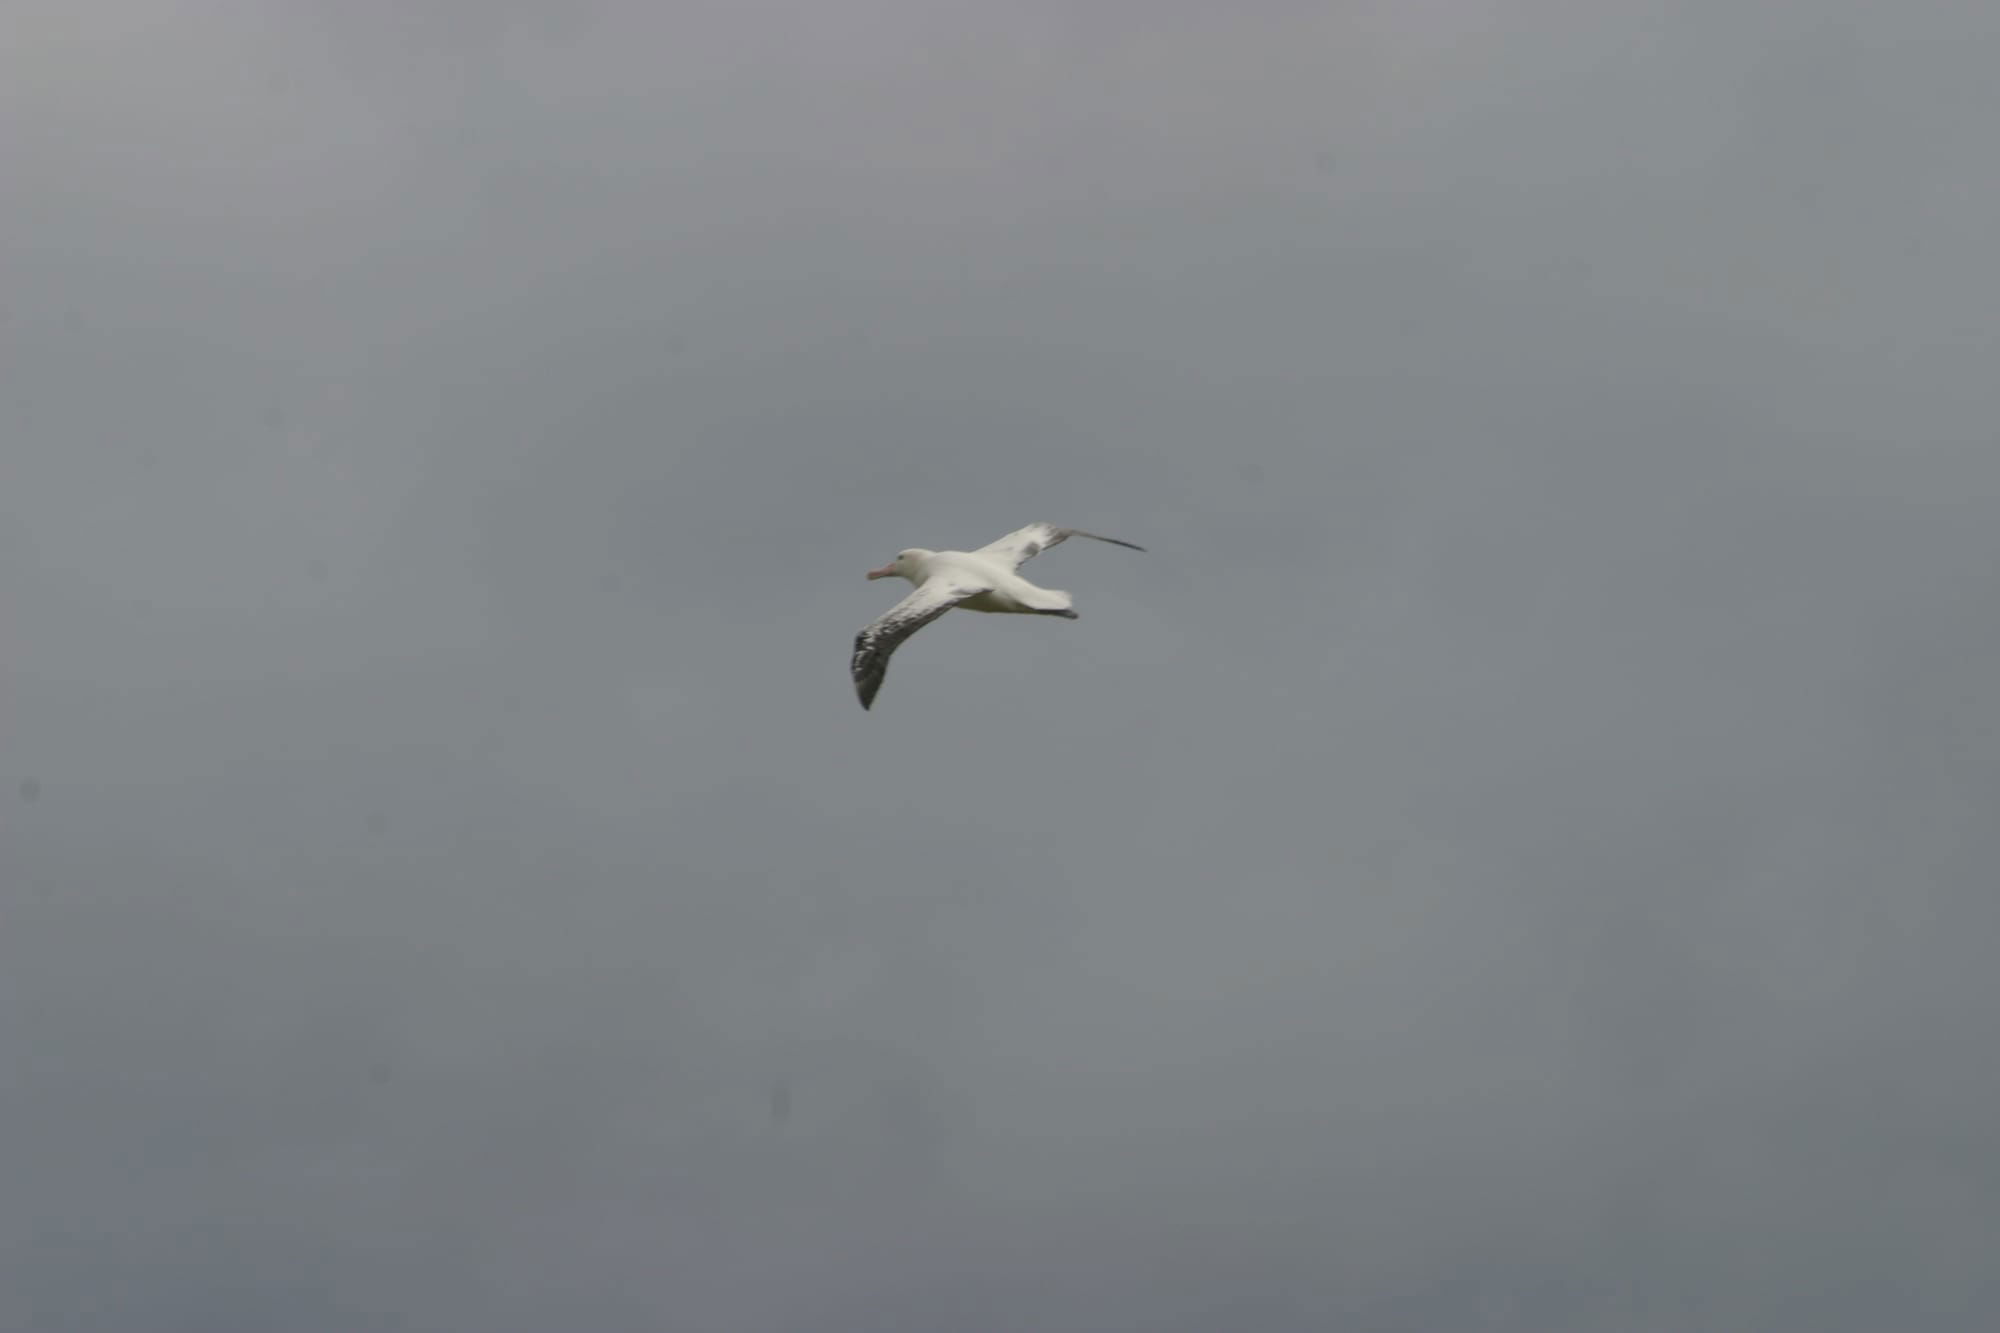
[866,562,897,580]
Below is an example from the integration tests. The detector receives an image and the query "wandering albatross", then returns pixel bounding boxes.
[851,522,1145,710]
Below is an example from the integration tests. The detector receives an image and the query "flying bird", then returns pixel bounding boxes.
[851,522,1145,710]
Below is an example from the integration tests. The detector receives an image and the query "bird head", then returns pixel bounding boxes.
[866,549,931,583]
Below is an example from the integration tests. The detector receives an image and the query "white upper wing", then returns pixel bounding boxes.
[974,523,1146,572]
[851,576,990,710]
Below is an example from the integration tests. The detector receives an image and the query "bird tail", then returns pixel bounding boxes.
[1033,588,1079,618]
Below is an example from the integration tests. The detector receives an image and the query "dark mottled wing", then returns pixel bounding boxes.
[975,522,1146,571]
[851,578,989,710]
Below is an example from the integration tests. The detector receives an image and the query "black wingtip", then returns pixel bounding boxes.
[1073,529,1146,553]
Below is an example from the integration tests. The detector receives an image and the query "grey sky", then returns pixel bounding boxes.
[5,2,1998,1329]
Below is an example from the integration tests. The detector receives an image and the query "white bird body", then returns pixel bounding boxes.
[897,549,1074,615]
[851,522,1144,709]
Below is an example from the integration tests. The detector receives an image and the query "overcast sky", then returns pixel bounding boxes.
[5,2,1999,1329]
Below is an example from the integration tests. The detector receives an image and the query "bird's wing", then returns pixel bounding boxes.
[974,522,1146,572]
[851,576,990,710]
